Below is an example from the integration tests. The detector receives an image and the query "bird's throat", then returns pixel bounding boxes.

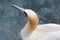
[23,16,39,36]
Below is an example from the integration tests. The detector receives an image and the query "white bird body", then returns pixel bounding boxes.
[11,4,60,40]
[21,23,60,40]
[39,31,60,40]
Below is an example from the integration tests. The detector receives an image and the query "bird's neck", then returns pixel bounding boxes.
[20,10,39,39]
[27,17,38,33]
[21,15,39,39]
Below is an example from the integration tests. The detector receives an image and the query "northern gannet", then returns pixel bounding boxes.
[11,4,60,40]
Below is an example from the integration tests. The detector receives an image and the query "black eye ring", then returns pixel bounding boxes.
[24,11,28,17]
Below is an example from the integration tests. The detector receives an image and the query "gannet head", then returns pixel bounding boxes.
[11,4,39,25]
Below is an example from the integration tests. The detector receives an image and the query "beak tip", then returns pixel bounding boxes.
[10,4,16,7]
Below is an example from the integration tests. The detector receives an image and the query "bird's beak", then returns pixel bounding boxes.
[11,4,27,17]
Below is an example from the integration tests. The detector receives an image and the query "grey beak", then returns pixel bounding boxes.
[11,4,25,12]
[11,4,27,17]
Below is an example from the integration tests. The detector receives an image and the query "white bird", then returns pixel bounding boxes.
[11,4,60,40]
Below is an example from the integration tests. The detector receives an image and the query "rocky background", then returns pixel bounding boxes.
[0,0,60,40]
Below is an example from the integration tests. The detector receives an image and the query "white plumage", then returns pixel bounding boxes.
[21,24,60,40]
[11,4,60,40]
